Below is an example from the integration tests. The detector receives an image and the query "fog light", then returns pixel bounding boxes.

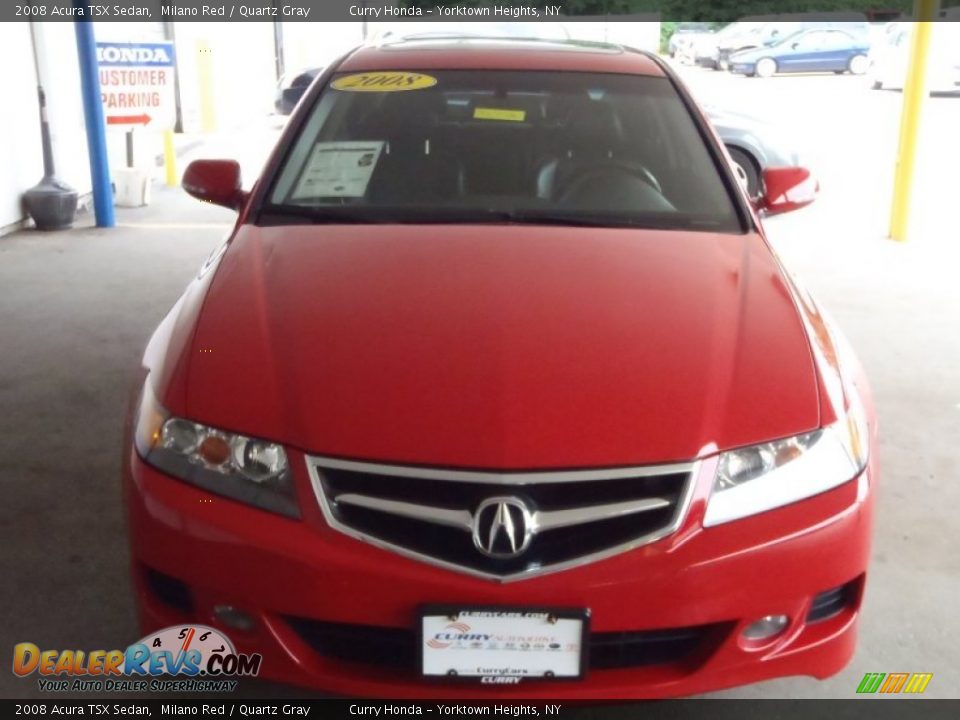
[213,605,255,632]
[742,615,789,641]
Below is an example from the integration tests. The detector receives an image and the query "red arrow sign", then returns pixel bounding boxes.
[107,113,151,126]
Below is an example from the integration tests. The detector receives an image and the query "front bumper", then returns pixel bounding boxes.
[124,447,875,698]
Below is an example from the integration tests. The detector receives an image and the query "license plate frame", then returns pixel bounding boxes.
[418,606,590,683]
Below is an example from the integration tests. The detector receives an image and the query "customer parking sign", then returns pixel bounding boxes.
[96,41,176,129]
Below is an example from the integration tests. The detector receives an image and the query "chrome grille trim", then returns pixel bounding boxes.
[306,454,700,583]
[333,492,671,533]
[306,454,697,484]
[335,493,474,531]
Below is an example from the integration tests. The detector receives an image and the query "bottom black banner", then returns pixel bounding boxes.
[3,700,960,720]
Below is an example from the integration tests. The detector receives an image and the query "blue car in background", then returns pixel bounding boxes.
[729,27,871,77]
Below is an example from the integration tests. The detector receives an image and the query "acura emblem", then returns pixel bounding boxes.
[472,497,535,558]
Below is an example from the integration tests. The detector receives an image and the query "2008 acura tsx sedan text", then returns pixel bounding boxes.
[124,37,876,698]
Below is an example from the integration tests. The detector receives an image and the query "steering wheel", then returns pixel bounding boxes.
[555,161,663,205]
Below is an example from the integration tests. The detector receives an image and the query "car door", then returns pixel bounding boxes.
[774,31,825,73]
[815,30,859,72]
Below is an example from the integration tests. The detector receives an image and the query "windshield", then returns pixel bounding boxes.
[266,70,742,232]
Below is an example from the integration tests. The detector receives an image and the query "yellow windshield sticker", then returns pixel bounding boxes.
[473,107,527,122]
[331,72,437,92]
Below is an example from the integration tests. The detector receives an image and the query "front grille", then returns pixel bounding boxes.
[307,456,696,581]
[143,566,193,614]
[286,616,728,672]
[807,579,859,622]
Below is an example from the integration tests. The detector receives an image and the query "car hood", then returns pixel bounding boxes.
[176,224,820,468]
[728,47,767,62]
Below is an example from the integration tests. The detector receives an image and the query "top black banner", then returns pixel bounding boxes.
[6,1,960,24]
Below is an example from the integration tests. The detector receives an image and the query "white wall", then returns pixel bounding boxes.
[280,21,366,75]
[173,22,277,133]
[0,25,41,230]
[565,19,661,51]
[0,23,91,231]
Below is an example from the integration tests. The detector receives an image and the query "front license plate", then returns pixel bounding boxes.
[419,608,588,682]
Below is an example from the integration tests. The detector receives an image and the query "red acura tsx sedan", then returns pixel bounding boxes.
[124,36,876,698]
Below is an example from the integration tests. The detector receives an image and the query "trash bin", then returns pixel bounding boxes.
[114,167,152,208]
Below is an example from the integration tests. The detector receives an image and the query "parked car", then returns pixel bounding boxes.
[868,21,960,94]
[705,106,803,198]
[718,14,869,70]
[695,21,759,69]
[667,22,713,57]
[131,36,876,698]
[674,28,716,65]
[715,19,783,70]
[729,27,871,77]
[274,67,322,115]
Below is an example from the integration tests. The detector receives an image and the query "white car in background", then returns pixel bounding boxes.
[869,21,960,94]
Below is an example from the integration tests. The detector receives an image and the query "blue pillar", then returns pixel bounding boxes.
[73,11,114,227]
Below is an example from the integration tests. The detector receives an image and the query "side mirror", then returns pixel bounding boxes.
[757,166,818,215]
[182,159,247,211]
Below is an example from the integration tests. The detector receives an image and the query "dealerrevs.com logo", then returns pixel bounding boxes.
[13,625,262,692]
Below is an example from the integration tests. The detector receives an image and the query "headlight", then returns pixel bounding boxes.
[133,380,299,518]
[703,393,869,527]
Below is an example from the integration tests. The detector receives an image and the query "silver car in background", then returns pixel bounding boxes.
[705,105,803,198]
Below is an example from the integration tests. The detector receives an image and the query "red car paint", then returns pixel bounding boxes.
[125,39,875,697]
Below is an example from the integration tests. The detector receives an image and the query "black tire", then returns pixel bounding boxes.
[727,147,761,199]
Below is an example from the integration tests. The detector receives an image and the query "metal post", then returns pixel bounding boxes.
[73,8,114,228]
[162,19,184,133]
[125,129,134,169]
[163,129,177,187]
[889,2,940,241]
[272,6,285,81]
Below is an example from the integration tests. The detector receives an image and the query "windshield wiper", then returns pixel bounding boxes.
[499,211,628,228]
[259,204,708,231]
[501,211,696,229]
[260,204,522,225]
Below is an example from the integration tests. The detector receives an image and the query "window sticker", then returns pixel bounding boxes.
[473,107,527,122]
[291,141,384,199]
[331,72,437,92]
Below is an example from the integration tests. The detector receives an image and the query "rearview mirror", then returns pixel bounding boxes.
[182,159,247,211]
[757,166,818,216]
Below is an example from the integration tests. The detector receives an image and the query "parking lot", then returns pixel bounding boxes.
[2,63,958,699]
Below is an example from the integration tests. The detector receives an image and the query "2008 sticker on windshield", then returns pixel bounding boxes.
[291,141,384,199]
[331,72,437,92]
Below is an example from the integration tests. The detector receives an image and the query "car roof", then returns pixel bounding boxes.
[337,38,666,77]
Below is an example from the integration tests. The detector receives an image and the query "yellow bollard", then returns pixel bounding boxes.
[163,129,177,187]
[197,39,216,134]
[889,2,940,241]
